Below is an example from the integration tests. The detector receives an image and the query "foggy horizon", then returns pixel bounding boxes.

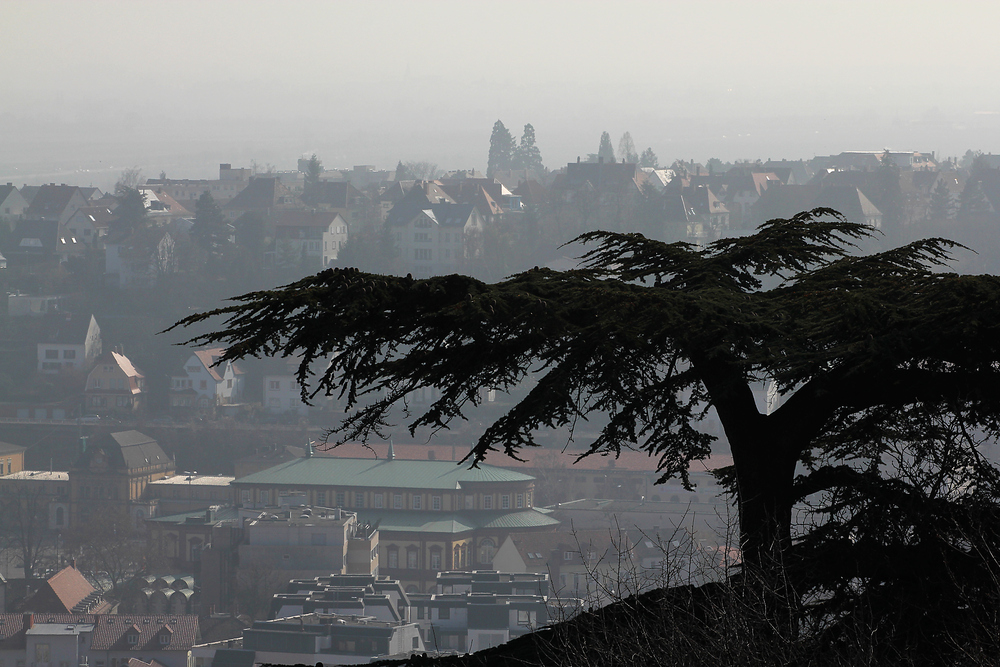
[4,1,1000,190]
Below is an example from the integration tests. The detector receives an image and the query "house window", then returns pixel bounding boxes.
[414,249,432,260]
[355,492,364,507]
[63,349,76,359]
[564,551,574,561]
[45,349,59,359]
[501,494,510,509]
[407,549,418,569]
[439,606,450,620]
[526,491,532,507]
[316,490,326,506]
[478,538,496,565]
[430,550,442,570]
[269,380,280,390]
[483,495,493,510]
[159,634,170,645]
[241,490,251,504]
[387,547,398,569]
[465,495,474,509]
[393,494,403,509]
[128,633,139,645]
[260,490,270,505]
[200,380,207,390]
[412,494,422,510]
[516,493,524,508]
[373,493,384,508]
[227,379,233,388]
[432,495,441,511]
[336,491,345,506]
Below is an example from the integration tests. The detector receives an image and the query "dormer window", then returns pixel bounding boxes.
[127,632,139,645]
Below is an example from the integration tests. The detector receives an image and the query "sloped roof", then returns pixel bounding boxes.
[25,184,82,220]
[420,202,477,228]
[25,565,111,614]
[225,177,296,211]
[301,181,362,208]
[311,442,732,476]
[35,313,97,345]
[233,455,534,490]
[813,186,882,223]
[0,184,19,205]
[353,508,559,534]
[0,440,26,456]
[274,209,342,229]
[0,614,199,651]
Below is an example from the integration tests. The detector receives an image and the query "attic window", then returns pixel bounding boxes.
[128,633,139,645]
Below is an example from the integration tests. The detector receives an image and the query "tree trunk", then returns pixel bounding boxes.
[732,441,798,570]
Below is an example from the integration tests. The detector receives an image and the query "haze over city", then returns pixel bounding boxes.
[4,0,1000,189]
[5,3,1000,665]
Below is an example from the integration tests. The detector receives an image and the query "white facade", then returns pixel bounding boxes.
[321,213,349,266]
[170,348,243,408]
[37,315,102,374]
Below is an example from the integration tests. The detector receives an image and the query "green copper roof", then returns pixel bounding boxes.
[356,509,560,534]
[233,456,535,490]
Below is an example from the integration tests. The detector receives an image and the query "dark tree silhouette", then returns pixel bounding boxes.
[170,210,1000,572]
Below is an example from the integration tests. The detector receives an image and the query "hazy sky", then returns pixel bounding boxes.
[3,0,1000,188]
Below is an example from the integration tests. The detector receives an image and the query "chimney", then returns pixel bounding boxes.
[71,558,77,569]
[23,613,33,630]
[598,156,603,165]
[577,156,581,163]
[387,440,395,461]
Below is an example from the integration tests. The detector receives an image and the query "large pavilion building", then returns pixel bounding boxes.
[230,445,559,592]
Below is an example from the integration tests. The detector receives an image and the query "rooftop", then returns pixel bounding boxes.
[233,456,535,491]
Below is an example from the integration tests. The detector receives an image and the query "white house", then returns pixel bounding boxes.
[390,203,484,278]
[169,347,244,409]
[36,313,102,374]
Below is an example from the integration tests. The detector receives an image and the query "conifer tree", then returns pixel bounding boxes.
[639,148,659,169]
[191,192,229,260]
[487,120,515,178]
[171,209,1000,573]
[597,131,616,162]
[928,179,954,221]
[512,123,543,173]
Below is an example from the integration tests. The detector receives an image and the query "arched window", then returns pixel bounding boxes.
[478,538,496,565]
[453,546,461,569]
[430,548,442,571]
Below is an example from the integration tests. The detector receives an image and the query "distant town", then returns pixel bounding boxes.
[0,135,998,663]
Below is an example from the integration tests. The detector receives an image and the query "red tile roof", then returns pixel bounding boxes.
[0,614,199,651]
[43,566,101,613]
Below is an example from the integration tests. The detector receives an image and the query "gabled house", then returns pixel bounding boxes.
[105,226,177,288]
[5,219,59,264]
[300,181,367,225]
[36,313,102,374]
[69,430,175,526]
[64,205,116,248]
[23,562,115,614]
[85,350,146,415]
[24,184,88,228]
[0,183,29,230]
[269,210,347,270]
[389,203,484,278]
[812,186,883,228]
[169,347,244,409]
[223,177,299,222]
[0,613,199,667]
